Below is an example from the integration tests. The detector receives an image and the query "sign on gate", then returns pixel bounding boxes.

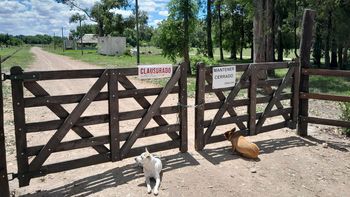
[212,66,236,89]
[138,64,173,79]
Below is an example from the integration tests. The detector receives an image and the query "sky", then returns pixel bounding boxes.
[0,0,170,36]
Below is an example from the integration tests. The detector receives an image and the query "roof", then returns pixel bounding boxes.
[81,34,98,44]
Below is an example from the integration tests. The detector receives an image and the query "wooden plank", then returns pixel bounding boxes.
[28,70,109,172]
[120,67,182,158]
[306,116,350,128]
[24,82,109,154]
[255,67,295,133]
[204,93,292,110]
[203,108,292,128]
[0,60,10,196]
[302,68,350,78]
[10,66,30,187]
[19,68,138,81]
[291,61,301,129]
[120,124,180,141]
[126,139,180,158]
[25,153,110,179]
[215,62,289,71]
[118,74,180,142]
[26,106,179,133]
[195,63,205,151]
[297,9,316,136]
[24,87,179,108]
[203,65,252,145]
[27,136,110,156]
[204,72,247,130]
[248,65,257,135]
[108,70,120,161]
[178,63,188,153]
[300,92,350,102]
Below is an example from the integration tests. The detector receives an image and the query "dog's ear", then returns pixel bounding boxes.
[231,127,236,132]
[224,131,231,140]
[145,147,149,153]
[144,148,151,158]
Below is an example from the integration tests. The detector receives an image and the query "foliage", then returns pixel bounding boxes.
[339,102,350,136]
[190,55,219,74]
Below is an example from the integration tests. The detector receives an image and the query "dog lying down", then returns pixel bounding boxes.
[224,128,260,159]
[135,148,162,195]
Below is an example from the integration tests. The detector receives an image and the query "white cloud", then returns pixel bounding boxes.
[112,9,133,18]
[149,19,163,27]
[158,10,168,16]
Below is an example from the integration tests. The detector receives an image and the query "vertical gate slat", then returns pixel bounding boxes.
[248,65,257,135]
[297,9,316,136]
[0,59,10,196]
[108,70,120,161]
[195,63,205,151]
[10,66,30,187]
[291,62,301,129]
[179,63,188,152]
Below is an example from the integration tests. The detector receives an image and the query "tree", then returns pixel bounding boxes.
[207,0,214,58]
[70,13,86,55]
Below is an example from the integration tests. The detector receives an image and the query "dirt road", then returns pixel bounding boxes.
[5,47,350,197]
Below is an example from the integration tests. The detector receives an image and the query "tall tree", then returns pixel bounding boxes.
[207,0,214,58]
[69,13,86,55]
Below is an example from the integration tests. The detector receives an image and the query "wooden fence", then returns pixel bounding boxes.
[194,61,300,150]
[8,63,187,187]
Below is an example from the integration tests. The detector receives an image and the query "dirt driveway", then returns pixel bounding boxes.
[4,47,350,197]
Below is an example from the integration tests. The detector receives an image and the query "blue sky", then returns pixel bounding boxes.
[0,0,170,36]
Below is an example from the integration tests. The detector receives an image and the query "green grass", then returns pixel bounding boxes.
[45,47,173,68]
[0,46,34,71]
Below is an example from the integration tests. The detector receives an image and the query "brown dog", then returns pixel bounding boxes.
[224,128,260,159]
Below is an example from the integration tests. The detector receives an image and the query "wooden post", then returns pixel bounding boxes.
[10,66,30,186]
[195,63,205,150]
[297,9,316,136]
[248,64,257,135]
[179,62,188,153]
[0,58,10,196]
[291,61,300,129]
[108,69,120,161]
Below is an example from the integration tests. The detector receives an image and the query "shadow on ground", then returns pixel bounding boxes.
[199,136,317,165]
[22,152,199,197]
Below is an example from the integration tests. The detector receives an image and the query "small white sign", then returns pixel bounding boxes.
[138,64,173,79]
[212,66,236,89]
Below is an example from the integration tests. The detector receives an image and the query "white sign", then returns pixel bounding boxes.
[212,66,236,89]
[138,64,173,79]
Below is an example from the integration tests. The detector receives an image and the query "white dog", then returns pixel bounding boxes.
[135,148,163,195]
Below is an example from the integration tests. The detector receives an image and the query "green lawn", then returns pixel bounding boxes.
[0,46,34,71]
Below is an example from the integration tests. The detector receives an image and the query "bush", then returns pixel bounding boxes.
[190,56,218,75]
[339,102,350,136]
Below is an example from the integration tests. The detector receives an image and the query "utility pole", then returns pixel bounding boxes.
[80,20,83,55]
[136,0,140,65]
[62,27,65,52]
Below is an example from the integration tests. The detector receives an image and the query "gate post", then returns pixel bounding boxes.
[0,57,10,196]
[108,69,120,161]
[10,66,30,186]
[297,9,316,136]
[179,62,188,152]
[195,63,205,150]
[248,64,257,135]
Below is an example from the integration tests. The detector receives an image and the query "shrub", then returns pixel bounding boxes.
[190,56,218,75]
[339,102,350,136]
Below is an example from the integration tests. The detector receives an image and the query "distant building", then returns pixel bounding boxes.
[98,36,126,56]
[81,34,98,44]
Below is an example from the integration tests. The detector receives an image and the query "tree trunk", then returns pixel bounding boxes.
[338,45,343,69]
[183,0,191,75]
[207,0,213,58]
[240,8,244,60]
[325,11,332,67]
[343,47,348,68]
[330,38,337,69]
[98,20,104,37]
[251,41,254,60]
[313,25,322,67]
[218,1,224,61]
[230,10,237,60]
[266,0,275,77]
[253,0,265,63]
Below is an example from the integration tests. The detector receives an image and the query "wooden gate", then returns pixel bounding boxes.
[8,63,187,187]
[194,62,300,150]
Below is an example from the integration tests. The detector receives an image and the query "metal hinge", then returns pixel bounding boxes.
[1,73,39,81]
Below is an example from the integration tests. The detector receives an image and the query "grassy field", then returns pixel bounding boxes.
[0,46,34,71]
